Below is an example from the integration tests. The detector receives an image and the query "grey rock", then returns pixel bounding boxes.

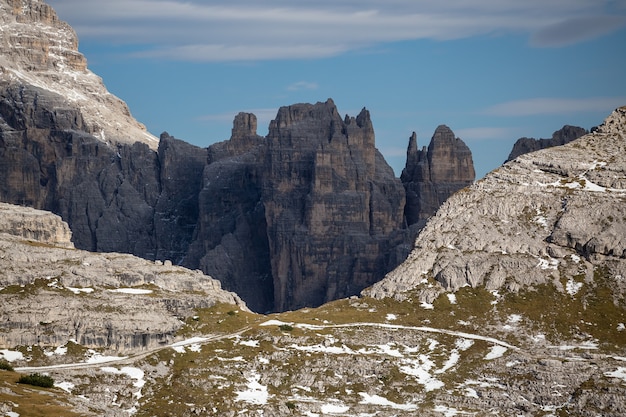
[0,202,245,352]
[401,126,475,225]
[365,106,626,301]
[506,125,588,162]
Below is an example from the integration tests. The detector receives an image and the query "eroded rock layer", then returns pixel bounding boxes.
[366,106,626,303]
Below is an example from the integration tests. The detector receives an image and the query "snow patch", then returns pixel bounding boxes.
[67,287,95,294]
[420,301,434,310]
[44,345,68,357]
[0,349,24,362]
[101,366,145,400]
[604,367,626,383]
[55,381,75,393]
[235,374,269,405]
[484,345,507,360]
[566,278,583,296]
[358,393,417,410]
[260,319,292,327]
[320,403,350,414]
[385,313,397,321]
[447,293,457,304]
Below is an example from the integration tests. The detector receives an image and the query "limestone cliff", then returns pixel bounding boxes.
[506,125,588,162]
[365,106,626,303]
[0,202,245,351]
[401,126,475,225]
[188,101,407,312]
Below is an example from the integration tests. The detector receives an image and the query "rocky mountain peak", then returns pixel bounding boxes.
[366,106,626,302]
[231,112,259,140]
[0,0,158,148]
[401,125,475,225]
[506,124,588,162]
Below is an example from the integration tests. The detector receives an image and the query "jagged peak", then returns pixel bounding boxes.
[0,0,159,149]
[595,105,626,135]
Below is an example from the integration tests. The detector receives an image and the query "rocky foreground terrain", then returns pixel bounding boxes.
[1,109,625,416]
[1,1,625,415]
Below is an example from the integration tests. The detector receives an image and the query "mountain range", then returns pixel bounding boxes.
[1,1,624,416]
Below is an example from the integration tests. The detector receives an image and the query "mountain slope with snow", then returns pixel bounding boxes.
[0,0,157,148]
[366,106,626,305]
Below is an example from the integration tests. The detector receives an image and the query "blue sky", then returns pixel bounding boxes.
[47,0,626,178]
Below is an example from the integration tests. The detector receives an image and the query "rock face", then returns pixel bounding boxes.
[401,126,475,225]
[0,201,72,246]
[0,202,245,352]
[365,106,626,302]
[189,101,407,312]
[0,0,158,148]
[506,125,588,162]
[0,0,477,314]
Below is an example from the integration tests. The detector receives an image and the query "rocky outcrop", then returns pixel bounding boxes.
[506,125,587,162]
[188,100,407,312]
[0,0,158,148]
[0,201,72,246]
[0,202,245,351]
[365,106,626,302]
[401,126,475,225]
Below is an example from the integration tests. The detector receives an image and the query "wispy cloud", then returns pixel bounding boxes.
[530,15,626,47]
[483,97,626,116]
[287,81,319,92]
[47,0,626,62]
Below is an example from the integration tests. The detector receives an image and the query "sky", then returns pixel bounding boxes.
[46,0,626,179]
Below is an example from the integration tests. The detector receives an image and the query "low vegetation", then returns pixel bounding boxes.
[17,372,55,388]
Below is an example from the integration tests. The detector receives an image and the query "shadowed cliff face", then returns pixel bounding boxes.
[401,126,475,226]
[187,100,408,312]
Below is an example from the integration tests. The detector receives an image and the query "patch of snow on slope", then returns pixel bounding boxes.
[44,345,68,357]
[0,349,24,362]
[358,393,417,410]
[55,381,75,393]
[605,368,626,383]
[386,313,397,321]
[101,366,146,400]
[320,403,350,414]
[235,373,270,405]
[484,345,507,360]
[260,319,292,327]
[537,257,559,270]
[67,287,94,294]
[566,278,583,296]
[447,293,457,304]
[399,354,444,391]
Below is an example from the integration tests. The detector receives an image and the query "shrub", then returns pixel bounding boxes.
[279,324,294,332]
[0,359,14,372]
[17,373,54,388]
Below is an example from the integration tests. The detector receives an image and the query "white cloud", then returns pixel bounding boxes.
[483,97,626,116]
[46,0,626,61]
